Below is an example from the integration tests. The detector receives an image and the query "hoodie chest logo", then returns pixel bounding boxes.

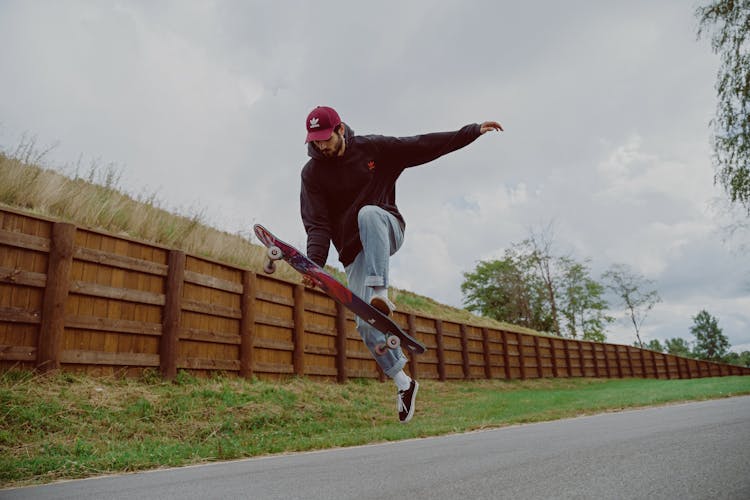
[367,160,376,171]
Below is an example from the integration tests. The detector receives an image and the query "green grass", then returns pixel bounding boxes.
[2,370,749,488]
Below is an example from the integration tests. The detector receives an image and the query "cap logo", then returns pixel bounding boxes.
[309,117,320,129]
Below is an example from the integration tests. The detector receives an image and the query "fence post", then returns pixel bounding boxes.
[564,339,573,377]
[335,302,348,383]
[435,319,446,381]
[533,336,543,378]
[240,271,256,379]
[500,330,511,379]
[551,339,560,378]
[592,343,601,377]
[628,347,636,377]
[37,222,75,373]
[664,354,672,380]
[577,341,585,377]
[602,343,612,378]
[481,327,492,379]
[654,353,668,378]
[408,314,419,380]
[460,324,471,379]
[675,355,684,379]
[293,284,306,377]
[161,250,185,380]
[518,333,527,380]
[651,352,661,379]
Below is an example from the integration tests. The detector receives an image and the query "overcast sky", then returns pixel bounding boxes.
[1,0,748,352]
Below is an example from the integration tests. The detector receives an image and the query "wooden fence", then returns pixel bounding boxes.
[1,207,748,381]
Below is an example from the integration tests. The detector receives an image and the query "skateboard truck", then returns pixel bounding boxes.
[264,245,283,274]
[375,335,401,355]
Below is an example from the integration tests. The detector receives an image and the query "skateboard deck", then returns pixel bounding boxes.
[253,224,426,355]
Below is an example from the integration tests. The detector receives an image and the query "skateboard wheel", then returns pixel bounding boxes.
[374,343,388,356]
[267,246,283,261]
[263,259,276,274]
[386,335,401,350]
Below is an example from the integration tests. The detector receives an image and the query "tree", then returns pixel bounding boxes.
[524,225,563,336]
[690,309,730,361]
[723,350,750,367]
[602,264,661,348]
[462,228,612,339]
[697,1,750,215]
[643,339,665,352]
[665,337,694,358]
[559,258,613,342]
[461,252,554,332]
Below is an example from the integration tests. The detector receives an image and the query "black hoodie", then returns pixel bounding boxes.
[300,122,482,267]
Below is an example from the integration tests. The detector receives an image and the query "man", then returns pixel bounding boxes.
[300,106,503,423]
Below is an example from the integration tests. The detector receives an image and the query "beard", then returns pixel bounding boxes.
[319,132,344,158]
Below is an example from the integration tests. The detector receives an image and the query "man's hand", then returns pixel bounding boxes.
[480,121,503,134]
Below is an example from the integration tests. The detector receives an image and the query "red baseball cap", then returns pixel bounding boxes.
[305,106,341,143]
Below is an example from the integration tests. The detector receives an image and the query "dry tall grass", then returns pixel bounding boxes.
[0,144,278,276]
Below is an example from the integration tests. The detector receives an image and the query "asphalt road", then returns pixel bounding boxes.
[3,396,749,500]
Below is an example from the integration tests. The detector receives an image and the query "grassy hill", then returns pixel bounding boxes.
[0,146,530,332]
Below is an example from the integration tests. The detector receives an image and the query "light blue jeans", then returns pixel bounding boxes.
[345,206,407,377]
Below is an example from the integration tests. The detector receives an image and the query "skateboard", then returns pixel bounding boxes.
[253,224,426,355]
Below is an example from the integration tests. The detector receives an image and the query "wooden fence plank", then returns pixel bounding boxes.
[0,229,50,252]
[0,266,47,288]
[74,247,167,276]
[61,350,160,367]
[181,299,241,319]
[70,281,165,306]
[180,327,240,345]
[66,315,161,335]
[0,306,42,324]
[0,345,36,361]
[184,270,242,293]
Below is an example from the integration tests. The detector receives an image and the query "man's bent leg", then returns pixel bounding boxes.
[345,250,406,377]
[356,206,403,290]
